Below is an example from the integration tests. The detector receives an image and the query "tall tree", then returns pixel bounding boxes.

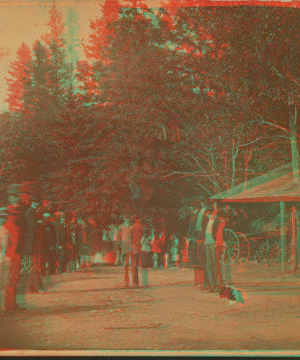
[65,7,81,66]
[5,43,31,112]
[22,40,50,122]
[42,1,65,47]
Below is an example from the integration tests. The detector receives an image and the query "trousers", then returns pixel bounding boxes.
[215,246,225,289]
[153,253,163,267]
[206,243,217,289]
[4,254,21,310]
[198,242,209,287]
[0,257,10,310]
[124,252,139,286]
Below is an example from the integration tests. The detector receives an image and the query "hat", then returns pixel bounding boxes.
[0,207,9,217]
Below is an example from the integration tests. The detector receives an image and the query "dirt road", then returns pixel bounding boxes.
[1,263,300,354]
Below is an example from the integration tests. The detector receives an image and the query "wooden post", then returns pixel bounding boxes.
[280,201,286,272]
[291,205,296,277]
[297,208,300,270]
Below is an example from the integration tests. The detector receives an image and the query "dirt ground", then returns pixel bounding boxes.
[1,262,300,355]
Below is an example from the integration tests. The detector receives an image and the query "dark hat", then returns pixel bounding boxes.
[31,197,40,204]
[0,207,9,217]
[7,184,21,195]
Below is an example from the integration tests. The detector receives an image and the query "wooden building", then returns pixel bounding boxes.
[211,163,300,275]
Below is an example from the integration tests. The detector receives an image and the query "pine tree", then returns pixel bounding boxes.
[65,7,81,94]
[22,40,51,123]
[85,0,120,63]
[5,42,31,112]
[47,38,69,113]
[42,1,65,48]
[65,7,81,66]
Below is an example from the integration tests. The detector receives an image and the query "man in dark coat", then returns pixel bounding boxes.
[23,198,41,293]
[56,213,71,274]
[68,212,80,272]
[187,198,210,288]
[36,212,57,277]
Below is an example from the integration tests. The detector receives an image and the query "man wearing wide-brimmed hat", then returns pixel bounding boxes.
[34,211,57,291]
[56,212,71,274]
[22,196,43,293]
[67,211,80,272]
[19,182,40,207]
[0,207,10,311]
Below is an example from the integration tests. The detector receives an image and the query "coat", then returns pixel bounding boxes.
[55,224,71,250]
[35,221,57,255]
[23,206,39,255]
[152,230,165,254]
[3,218,23,259]
[132,223,143,255]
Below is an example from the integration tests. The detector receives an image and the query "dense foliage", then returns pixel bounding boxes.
[1,1,297,222]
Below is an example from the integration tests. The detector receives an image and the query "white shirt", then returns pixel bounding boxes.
[205,210,218,244]
[0,226,10,260]
[195,208,207,232]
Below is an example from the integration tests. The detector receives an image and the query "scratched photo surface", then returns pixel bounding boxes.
[0,0,300,356]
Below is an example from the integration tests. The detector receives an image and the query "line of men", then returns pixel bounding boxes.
[0,182,100,312]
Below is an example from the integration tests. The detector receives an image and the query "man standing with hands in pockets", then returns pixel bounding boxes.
[120,215,133,288]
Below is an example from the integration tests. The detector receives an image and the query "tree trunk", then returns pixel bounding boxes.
[289,100,300,183]
[244,145,253,190]
[231,140,239,188]
[291,205,297,277]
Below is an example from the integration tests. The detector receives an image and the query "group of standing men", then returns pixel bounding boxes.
[104,198,235,292]
[106,214,167,288]
[187,197,234,294]
[0,182,100,313]
[0,180,235,311]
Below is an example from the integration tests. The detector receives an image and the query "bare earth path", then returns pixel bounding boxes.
[1,263,300,353]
